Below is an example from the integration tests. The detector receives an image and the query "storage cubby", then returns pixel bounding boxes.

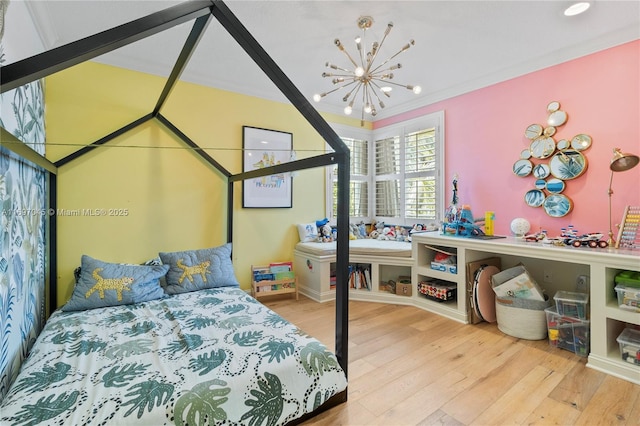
[413,241,466,323]
[294,247,414,304]
[412,231,640,385]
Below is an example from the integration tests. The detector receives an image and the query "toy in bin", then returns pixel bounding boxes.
[428,245,457,274]
[617,328,640,366]
[554,290,589,320]
[545,306,590,357]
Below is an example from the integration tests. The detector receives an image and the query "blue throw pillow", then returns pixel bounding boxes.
[159,243,240,294]
[62,255,169,312]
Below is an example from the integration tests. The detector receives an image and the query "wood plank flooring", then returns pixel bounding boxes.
[262,295,640,426]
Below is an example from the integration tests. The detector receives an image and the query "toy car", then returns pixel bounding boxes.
[565,233,608,248]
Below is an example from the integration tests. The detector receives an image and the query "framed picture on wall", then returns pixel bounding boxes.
[242,126,293,208]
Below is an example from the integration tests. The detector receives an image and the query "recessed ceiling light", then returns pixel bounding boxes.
[564,2,591,16]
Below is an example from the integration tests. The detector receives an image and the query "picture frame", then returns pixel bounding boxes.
[242,126,293,208]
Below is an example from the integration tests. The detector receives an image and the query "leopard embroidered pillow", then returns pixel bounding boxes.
[62,255,169,312]
[159,243,240,294]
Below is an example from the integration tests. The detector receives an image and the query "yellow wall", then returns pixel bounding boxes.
[45,61,361,307]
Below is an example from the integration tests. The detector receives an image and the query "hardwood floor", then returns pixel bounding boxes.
[263,295,640,426]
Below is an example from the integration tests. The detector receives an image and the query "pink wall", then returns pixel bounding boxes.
[377,40,640,237]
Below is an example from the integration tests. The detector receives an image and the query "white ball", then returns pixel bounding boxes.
[510,218,531,237]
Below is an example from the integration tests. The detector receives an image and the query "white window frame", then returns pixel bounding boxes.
[373,111,445,226]
[325,123,373,225]
[325,110,445,226]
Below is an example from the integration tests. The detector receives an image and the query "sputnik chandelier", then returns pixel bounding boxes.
[313,15,421,126]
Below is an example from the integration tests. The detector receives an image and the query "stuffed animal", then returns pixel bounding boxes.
[357,222,367,239]
[349,223,359,240]
[396,226,409,242]
[320,223,334,242]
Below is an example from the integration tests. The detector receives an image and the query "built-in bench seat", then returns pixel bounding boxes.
[293,239,414,303]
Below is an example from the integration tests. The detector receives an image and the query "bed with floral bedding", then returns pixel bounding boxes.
[0,245,347,426]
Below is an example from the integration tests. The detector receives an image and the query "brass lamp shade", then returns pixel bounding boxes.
[610,147,640,172]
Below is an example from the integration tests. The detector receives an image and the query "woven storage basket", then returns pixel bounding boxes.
[495,296,551,340]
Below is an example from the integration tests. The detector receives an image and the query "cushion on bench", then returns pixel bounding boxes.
[295,239,412,257]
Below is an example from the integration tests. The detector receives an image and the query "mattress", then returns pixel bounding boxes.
[295,239,412,257]
[0,287,347,425]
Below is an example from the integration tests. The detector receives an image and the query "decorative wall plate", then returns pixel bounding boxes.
[532,163,550,179]
[571,134,592,151]
[513,159,533,177]
[530,136,555,159]
[543,194,573,217]
[525,124,543,140]
[550,150,587,180]
[525,189,545,207]
[556,139,569,150]
[546,178,565,193]
[548,110,568,127]
[518,102,590,218]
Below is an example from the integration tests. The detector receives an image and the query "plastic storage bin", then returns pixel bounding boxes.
[614,271,640,288]
[554,290,589,320]
[616,328,640,367]
[545,306,590,357]
[615,285,640,313]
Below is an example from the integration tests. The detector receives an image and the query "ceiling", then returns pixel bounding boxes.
[24,0,640,121]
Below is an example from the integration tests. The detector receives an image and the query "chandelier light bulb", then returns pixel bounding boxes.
[316,15,422,126]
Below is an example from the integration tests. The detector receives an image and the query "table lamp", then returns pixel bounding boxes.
[608,148,639,246]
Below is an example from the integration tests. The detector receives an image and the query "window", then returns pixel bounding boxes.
[327,130,371,222]
[326,111,444,225]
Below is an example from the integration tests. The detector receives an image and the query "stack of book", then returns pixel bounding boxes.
[349,263,371,290]
[253,262,295,293]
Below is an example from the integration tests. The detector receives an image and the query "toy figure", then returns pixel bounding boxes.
[319,223,332,242]
[357,222,368,238]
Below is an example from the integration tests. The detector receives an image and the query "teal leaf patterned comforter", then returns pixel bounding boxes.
[0,288,347,425]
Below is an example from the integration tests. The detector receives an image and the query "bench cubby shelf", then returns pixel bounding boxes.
[412,232,640,385]
[293,249,414,305]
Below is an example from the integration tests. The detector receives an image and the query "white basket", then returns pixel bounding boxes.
[495,296,551,340]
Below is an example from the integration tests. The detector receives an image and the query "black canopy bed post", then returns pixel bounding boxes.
[334,151,350,375]
[48,172,57,316]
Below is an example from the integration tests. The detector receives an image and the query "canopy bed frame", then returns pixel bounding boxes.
[0,0,350,419]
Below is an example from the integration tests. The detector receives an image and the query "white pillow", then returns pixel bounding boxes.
[297,223,319,242]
